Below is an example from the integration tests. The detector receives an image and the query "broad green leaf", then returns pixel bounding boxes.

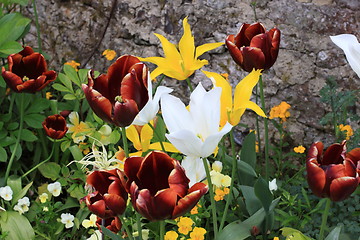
[239,185,262,215]
[78,69,89,84]
[254,176,273,212]
[38,162,61,180]
[0,146,7,162]
[0,211,35,240]
[9,143,21,160]
[15,129,38,142]
[6,175,21,195]
[101,225,124,240]
[0,136,16,147]
[63,93,77,100]
[0,40,22,55]
[217,198,280,240]
[25,98,50,114]
[64,64,81,87]
[281,227,313,240]
[55,197,79,213]
[0,13,31,46]
[69,145,84,161]
[325,226,342,240]
[12,181,32,206]
[23,113,44,128]
[0,75,5,88]
[240,131,256,167]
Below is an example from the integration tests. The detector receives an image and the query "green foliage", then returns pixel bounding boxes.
[0,211,34,240]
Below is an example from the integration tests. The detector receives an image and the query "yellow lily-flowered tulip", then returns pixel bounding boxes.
[202,69,266,126]
[126,122,179,157]
[139,17,224,80]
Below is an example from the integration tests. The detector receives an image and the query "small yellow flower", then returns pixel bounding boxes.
[64,60,80,71]
[214,188,225,201]
[339,124,354,140]
[190,206,198,215]
[39,193,48,203]
[294,145,306,154]
[177,217,194,235]
[45,92,53,100]
[189,227,206,240]
[140,17,224,81]
[102,49,117,61]
[269,102,291,122]
[165,231,178,240]
[67,112,93,143]
[43,207,49,212]
[223,187,230,195]
[273,237,280,240]
[82,214,97,228]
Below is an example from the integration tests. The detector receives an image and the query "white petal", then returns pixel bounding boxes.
[330,34,360,78]
[201,122,232,157]
[181,156,206,187]
[165,130,203,157]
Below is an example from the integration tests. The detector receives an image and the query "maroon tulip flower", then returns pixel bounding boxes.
[2,46,57,93]
[42,114,68,139]
[225,22,281,72]
[85,169,128,219]
[82,55,149,127]
[124,151,208,221]
[306,141,360,202]
[96,216,122,233]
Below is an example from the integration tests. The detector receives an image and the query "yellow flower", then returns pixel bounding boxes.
[214,188,225,201]
[273,237,280,240]
[46,92,53,100]
[39,193,48,203]
[177,217,194,235]
[203,69,266,127]
[126,122,179,157]
[165,231,178,240]
[43,207,49,212]
[67,112,93,143]
[140,17,224,81]
[293,145,306,154]
[64,60,80,71]
[189,227,206,240]
[82,214,97,228]
[221,175,231,187]
[339,124,354,140]
[102,49,117,61]
[269,102,291,122]
[190,205,198,215]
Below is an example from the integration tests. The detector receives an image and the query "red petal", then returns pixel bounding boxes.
[347,148,360,166]
[234,23,251,47]
[124,156,144,191]
[329,177,358,201]
[307,142,323,161]
[172,188,207,219]
[268,28,281,63]
[103,193,127,216]
[152,188,177,220]
[86,171,114,194]
[226,35,244,68]
[250,33,274,69]
[244,22,266,43]
[135,189,155,221]
[168,163,189,198]
[306,159,326,198]
[20,53,47,79]
[92,73,111,102]
[322,142,346,165]
[2,69,25,93]
[113,99,139,127]
[241,46,265,72]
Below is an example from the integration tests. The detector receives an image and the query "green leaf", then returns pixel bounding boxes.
[38,162,61,180]
[239,185,262,215]
[6,175,21,196]
[55,197,79,213]
[281,227,313,240]
[15,129,38,142]
[325,226,342,240]
[57,73,73,92]
[0,211,35,240]
[240,132,256,168]
[0,13,31,46]
[101,225,124,240]
[64,64,81,87]
[0,41,22,55]
[254,176,273,213]
[52,83,72,93]
[78,69,89,84]
[217,198,280,240]
[0,146,7,162]
[25,98,50,114]
[63,93,77,100]
[23,113,44,128]
[12,181,32,206]
[69,145,84,161]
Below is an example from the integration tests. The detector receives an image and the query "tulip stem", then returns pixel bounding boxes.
[136,212,143,240]
[219,129,236,231]
[202,157,218,238]
[4,93,25,184]
[319,198,331,240]
[159,220,165,240]
[121,127,129,158]
[119,216,134,240]
[258,75,270,181]
[185,78,194,92]
[32,0,42,53]
[148,122,166,152]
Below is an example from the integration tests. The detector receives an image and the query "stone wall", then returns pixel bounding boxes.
[23,0,360,148]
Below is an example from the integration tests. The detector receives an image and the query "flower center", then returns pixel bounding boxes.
[22,76,30,81]
[115,95,124,103]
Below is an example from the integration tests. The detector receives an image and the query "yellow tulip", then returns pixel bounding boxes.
[202,69,266,126]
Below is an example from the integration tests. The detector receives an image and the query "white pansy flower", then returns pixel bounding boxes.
[0,186,13,201]
[61,213,75,229]
[13,197,30,214]
[87,230,102,240]
[212,161,223,172]
[47,182,62,197]
[82,214,97,228]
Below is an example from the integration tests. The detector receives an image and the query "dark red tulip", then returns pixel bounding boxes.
[85,169,128,219]
[42,114,68,139]
[96,216,122,233]
[82,55,149,127]
[226,22,280,72]
[124,151,208,221]
[2,46,57,93]
[306,141,360,202]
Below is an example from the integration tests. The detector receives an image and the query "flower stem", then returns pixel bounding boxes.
[32,0,42,53]
[319,198,331,240]
[5,93,25,184]
[202,157,218,238]
[219,129,236,231]
[121,127,129,158]
[136,212,143,240]
[148,122,166,152]
[258,75,270,180]
[185,78,194,92]
[159,220,165,240]
[119,216,134,240]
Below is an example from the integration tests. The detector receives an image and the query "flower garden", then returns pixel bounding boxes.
[0,1,359,240]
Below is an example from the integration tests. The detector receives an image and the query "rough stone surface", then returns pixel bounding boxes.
[22,0,360,149]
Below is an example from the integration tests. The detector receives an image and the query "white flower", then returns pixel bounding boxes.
[181,156,207,187]
[13,197,30,214]
[330,34,360,78]
[0,186,13,201]
[132,74,173,126]
[87,230,102,240]
[47,182,62,197]
[212,161,223,172]
[269,179,278,192]
[61,213,75,229]
[82,214,97,228]
[161,83,232,158]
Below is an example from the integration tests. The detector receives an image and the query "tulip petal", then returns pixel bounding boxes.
[154,33,182,71]
[179,17,195,70]
[103,193,127,216]
[241,46,265,72]
[201,122,232,157]
[329,177,358,201]
[87,171,113,195]
[166,130,203,157]
[225,35,244,67]
[2,70,26,93]
[153,188,178,220]
[307,142,323,160]
[306,159,326,198]
[322,142,346,165]
[347,148,360,166]
[234,69,262,110]
[172,187,207,219]
[113,99,139,127]
[181,156,206,187]
[135,189,155,220]
[19,53,47,79]
[330,34,360,78]
[148,142,179,153]
[168,165,189,197]
[195,42,224,59]
[126,125,142,151]
[124,156,144,190]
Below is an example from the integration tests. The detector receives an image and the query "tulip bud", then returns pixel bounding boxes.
[42,114,68,139]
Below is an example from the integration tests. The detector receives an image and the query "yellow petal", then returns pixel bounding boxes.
[234,69,262,110]
[140,124,154,152]
[179,17,196,70]
[230,101,266,125]
[195,42,224,59]
[149,142,179,152]
[154,33,182,65]
[126,125,142,151]
[202,70,232,126]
